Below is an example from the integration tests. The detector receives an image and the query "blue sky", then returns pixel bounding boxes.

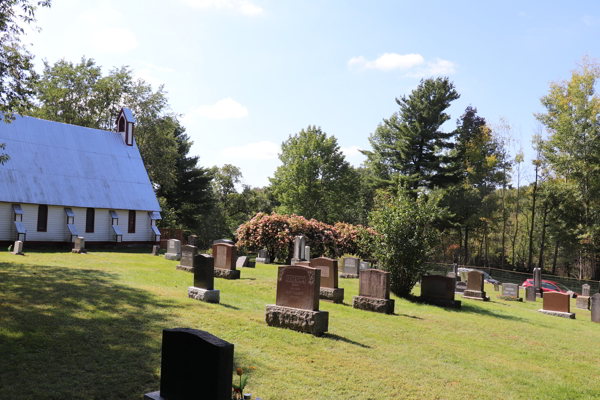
[24,0,600,187]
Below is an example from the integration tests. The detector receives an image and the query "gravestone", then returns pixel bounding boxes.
[420,275,461,308]
[12,240,24,255]
[462,270,489,301]
[143,328,233,400]
[265,265,328,335]
[293,261,311,266]
[188,254,219,303]
[151,245,160,256]
[497,283,522,301]
[341,257,360,278]
[494,283,500,292]
[176,245,198,272]
[213,239,235,246]
[459,270,469,282]
[187,235,198,247]
[533,268,542,297]
[291,236,306,264]
[360,261,370,271]
[72,237,87,254]
[352,269,395,314]
[447,272,456,279]
[591,294,600,323]
[455,281,467,294]
[576,284,591,310]
[312,257,344,303]
[539,292,575,319]
[256,249,270,264]
[164,239,181,261]
[452,263,458,277]
[236,256,249,268]
[304,246,311,261]
[211,243,240,279]
[525,286,537,302]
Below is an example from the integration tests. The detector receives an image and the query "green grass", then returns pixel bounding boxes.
[1,249,600,399]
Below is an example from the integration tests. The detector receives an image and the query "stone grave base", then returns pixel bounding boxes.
[214,268,241,280]
[352,295,395,315]
[340,273,359,279]
[188,286,220,304]
[462,290,489,301]
[176,265,194,273]
[71,249,87,254]
[420,296,461,309]
[244,261,256,268]
[265,305,328,335]
[256,257,270,264]
[164,253,181,261]
[576,296,590,310]
[496,295,523,302]
[144,391,163,400]
[319,287,344,304]
[538,309,576,319]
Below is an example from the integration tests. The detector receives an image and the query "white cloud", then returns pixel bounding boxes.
[185,98,249,122]
[184,0,264,16]
[90,27,137,53]
[348,53,424,71]
[221,141,279,160]
[404,58,457,78]
[133,68,164,88]
[340,145,362,157]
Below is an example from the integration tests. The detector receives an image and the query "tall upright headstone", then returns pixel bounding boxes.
[312,257,344,304]
[533,267,542,297]
[164,239,182,261]
[591,293,600,323]
[211,243,240,279]
[576,284,591,310]
[176,245,199,272]
[292,236,306,264]
[256,249,270,264]
[143,328,233,400]
[188,254,219,303]
[462,270,489,301]
[539,292,575,319]
[420,275,461,308]
[72,237,87,254]
[341,257,360,278]
[304,245,311,261]
[352,269,395,314]
[265,265,329,335]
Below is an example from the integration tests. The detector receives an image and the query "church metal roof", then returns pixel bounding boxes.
[0,115,160,211]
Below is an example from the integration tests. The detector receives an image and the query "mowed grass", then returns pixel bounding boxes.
[1,250,600,400]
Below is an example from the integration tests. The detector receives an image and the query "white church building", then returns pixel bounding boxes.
[0,108,161,247]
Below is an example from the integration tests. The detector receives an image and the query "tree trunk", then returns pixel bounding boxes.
[552,239,559,275]
[464,226,469,266]
[528,162,539,272]
[538,204,548,271]
[501,165,507,269]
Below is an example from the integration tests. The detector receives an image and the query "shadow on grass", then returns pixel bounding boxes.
[0,261,180,399]
[240,277,256,281]
[391,313,424,320]
[458,303,530,322]
[219,303,241,310]
[322,333,371,348]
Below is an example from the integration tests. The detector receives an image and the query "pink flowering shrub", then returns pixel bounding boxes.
[236,212,378,262]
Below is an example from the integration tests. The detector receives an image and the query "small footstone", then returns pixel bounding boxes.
[265,305,328,335]
[576,296,590,310]
[214,268,240,280]
[188,286,220,304]
[352,295,395,315]
[176,265,194,273]
[319,287,344,304]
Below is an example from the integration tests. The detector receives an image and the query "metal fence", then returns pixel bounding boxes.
[425,262,600,295]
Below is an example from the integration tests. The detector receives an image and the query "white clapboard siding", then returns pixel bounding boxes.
[0,202,13,241]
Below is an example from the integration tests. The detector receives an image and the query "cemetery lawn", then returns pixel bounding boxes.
[2,250,600,400]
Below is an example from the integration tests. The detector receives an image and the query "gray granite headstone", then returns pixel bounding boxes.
[304,245,310,261]
[293,236,306,260]
[583,284,591,297]
[525,286,537,302]
[256,249,270,264]
[360,261,370,271]
[533,267,541,289]
[447,272,456,279]
[180,245,198,267]
[343,257,360,275]
[165,239,182,261]
[236,256,248,268]
[502,283,519,298]
[455,281,467,293]
[188,235,198,247]
[592,294,600,323]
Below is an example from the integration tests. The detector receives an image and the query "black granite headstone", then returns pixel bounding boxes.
[194,254,214,290]
[159,328,234,400]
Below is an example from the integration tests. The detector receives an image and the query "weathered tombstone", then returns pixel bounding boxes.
[576,284,591,310]
[525,286,537,302]
[188,254,219,303]
[151,245,160,256]
[533,267,541,289]
[265,265,328,335]
[452,263,458,277]
[494,283,500,292]
[341,257,360,278]
[498,283,522,301]
[447,272,456,279]
[211,243,240,279]
[176,245,198,272]
[591,294,600,323]
[236,256,249,269]
[291,236,306,264]
[462,270,489,301]
[352,269,395,314]
[213,239,235,246]
[304,245,311,261]
[459,270,469,282]
[360,261,370,271]
[420,275,461,308]
[143,328,233,400]
[12,240,24,255]
[187,235,198,247]
[72,237,87,254]
[312,257,344,304]
[256,249,270,264]
[455,281,467,294]
[539,292,575,319]
[164,239,181,261]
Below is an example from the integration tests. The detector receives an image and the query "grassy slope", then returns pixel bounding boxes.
[1,250,599,400]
